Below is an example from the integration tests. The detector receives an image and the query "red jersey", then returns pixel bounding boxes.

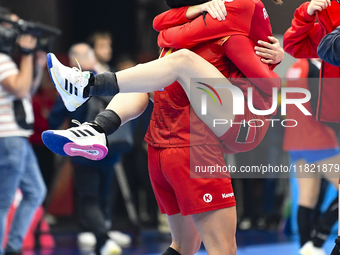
[283,2,340,122]
[283,59,338,151]
[154,0,281,111]
[144,48,221,147]
[145,0,281,147]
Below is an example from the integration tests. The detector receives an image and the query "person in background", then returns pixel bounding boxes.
[48,43,130,255]
[317,25,340,67]
[283,1,340,253]
[0,11,46,255]
[284,58,339,255]
[88,31,114,73]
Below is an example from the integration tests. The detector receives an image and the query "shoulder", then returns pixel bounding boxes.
[224,0,256,11]
[0,53,14,63]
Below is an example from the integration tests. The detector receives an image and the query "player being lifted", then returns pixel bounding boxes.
[43,0,283,254]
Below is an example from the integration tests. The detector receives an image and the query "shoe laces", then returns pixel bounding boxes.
[71,119,93,128]
[71,59,85,85]
[71,119,82,126]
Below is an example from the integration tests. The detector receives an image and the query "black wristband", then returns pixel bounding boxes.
[20,47,35,55]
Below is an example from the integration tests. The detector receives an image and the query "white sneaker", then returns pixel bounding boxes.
[108,231,132,248]
[300,241,326,255]
[42,120,108,160]
[77,232,96,248]
[100,239,122,255]
[47,52,91,112]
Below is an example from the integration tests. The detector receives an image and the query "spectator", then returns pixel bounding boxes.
[0,11,46,255]
[88,32,114,73]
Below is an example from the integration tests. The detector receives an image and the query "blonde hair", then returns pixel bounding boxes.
[272,0,283,4]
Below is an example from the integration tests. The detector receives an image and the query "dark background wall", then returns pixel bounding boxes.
[262,0,307,34]
[0,0,138,59]
[0,0,309,58]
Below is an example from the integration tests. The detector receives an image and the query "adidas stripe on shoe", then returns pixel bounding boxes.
[42,120,108,161]
[47,53,91,112]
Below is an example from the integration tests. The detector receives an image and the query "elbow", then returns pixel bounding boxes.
[153,16,162,32]
[283,40,298,58]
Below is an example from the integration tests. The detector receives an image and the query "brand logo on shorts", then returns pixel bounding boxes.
[222,192,234,199]
[203,193,213,203]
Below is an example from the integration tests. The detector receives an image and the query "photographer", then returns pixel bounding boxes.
[0,11,46,255]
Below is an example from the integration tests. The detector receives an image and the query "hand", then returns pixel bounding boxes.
[307,0,331,16]
[200,0,227,21]
[17,34,37,50]
[255,36,284,65]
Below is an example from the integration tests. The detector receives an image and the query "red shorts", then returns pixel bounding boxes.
[220,106,270,154]
[148,145,236,216]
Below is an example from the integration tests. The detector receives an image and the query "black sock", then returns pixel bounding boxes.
[94,109,121,136]
[83,72,119,97]
[313,197,338,248]
[298,205,314,247]
[161,247,181,255]
[95,233,109,253]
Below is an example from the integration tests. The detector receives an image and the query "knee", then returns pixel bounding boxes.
[170,49,198,73]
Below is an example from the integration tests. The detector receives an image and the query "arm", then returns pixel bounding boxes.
[157,0,253,49]
[153,0,227,31]
[223,35,281,95]
[317,26,340,67]
[153,7,190,32]
[0,35,37,98]
[158,4,252,49]
[283,2,325,59]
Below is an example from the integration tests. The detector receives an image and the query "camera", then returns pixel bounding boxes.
[0,7,62,54]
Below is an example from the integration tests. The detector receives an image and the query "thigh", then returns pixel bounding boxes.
[314,152,340,185]
[166,213,201,255]
[192,206,237,255]
[0,137,26,207]
[184,78,235,137]
[148,145,180,215]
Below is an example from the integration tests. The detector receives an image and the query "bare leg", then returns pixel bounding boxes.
[297,179,321,208]
[105,92,150,125]
[114,49,234,136]
[192,207,237,255]
[166,213,202,255]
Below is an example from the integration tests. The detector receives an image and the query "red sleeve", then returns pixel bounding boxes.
[224,35,281,95]
[283,2,325,59]
[153,7,190,32]
[157,1,253,49]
